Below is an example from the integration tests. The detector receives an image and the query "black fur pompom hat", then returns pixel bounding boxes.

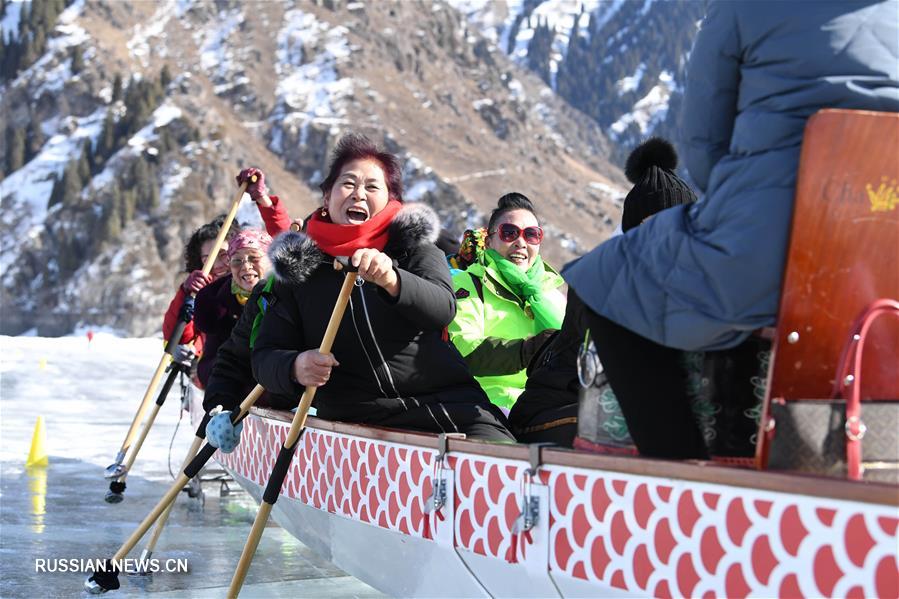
[621,137,697,232]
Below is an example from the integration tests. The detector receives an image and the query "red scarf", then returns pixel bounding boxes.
[305,200,402,256]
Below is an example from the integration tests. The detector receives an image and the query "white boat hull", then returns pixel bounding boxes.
[205,410,899,598]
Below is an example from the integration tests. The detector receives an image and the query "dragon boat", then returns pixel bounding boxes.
[193,109,898,598]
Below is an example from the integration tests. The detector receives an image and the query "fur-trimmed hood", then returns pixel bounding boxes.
[268,202,441,286]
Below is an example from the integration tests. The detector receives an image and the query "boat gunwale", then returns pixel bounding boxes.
[251,407,899,507]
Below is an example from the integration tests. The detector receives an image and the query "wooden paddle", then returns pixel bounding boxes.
[227,262,357,598]
[85,384,266,593]
[104,176,254,500]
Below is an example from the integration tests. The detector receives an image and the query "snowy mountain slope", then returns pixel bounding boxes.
[451,0,704,158]
[0,0,627,336]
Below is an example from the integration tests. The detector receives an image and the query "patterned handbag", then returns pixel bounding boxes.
[766,299,899,483]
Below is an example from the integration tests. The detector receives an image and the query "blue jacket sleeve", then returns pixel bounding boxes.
[682,0,742,193]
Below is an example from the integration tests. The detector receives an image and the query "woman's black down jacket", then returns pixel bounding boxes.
[251,204,493,424]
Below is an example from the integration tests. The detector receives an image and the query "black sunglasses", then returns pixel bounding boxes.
[491,223,544,245]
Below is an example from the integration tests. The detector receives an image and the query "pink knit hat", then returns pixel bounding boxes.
[226,228,273,259]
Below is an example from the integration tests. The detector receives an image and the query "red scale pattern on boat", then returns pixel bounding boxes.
[876,555,899,599]
[845,513,877,568]
[813,545,844,596]
[751,535,777,585]
[217,416,899,598]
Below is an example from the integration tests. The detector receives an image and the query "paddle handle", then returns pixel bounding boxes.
[119,403,162,478]
[284,271,356,448]
[113,469,192,561]
[105,384,265,566]
[227,502,273,598]
[227,271,356,597]
[115,353,173,456]
[143,434,202,553]
[198,178,252,279]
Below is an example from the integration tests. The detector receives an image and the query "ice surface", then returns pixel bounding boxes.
[0,334,384,597]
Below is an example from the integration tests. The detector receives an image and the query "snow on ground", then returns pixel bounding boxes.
[0,108,107,277]
[127,0,183,65]
[270,8,352,152]
[8,0,87,94]
[74,101,181,205]
[589,180,625,202]
[0,334,193,477]
[235,195,266,230]
[450,0,627,90]
[444,0,509,43]
[1,0,28,40]
[127,102,183,152]
[158,163,193,212]
[195,6,248,94]
[609,71,675,139]
[404,179,438,202]
[616,63,645,94]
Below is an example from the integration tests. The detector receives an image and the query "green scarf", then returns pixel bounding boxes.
[249,276,276,350]
[231,279,252,305]
[484,249,564,330]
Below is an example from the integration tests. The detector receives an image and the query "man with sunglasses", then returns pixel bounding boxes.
[447,193,566,412]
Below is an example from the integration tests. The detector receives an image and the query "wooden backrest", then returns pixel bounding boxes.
[768,109,899,402]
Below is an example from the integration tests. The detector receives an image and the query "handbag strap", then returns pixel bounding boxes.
[832,298,899,479]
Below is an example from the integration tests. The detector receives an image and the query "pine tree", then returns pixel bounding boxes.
[111,73,123,102]
[96,111,116,160]
[132,157,159,211]
[103,196,121,241]
[1,31,17,80]
[158,127,175,153]
[71,45,84,74]
[6,127,25,173]
[60,160,83,206]
[120,188,136,226]
[47,174,63,208]
[25,120,45,161]
[77,142,92,182]
[160,64,172,89]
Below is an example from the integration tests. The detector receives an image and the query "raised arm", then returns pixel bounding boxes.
[236,167,292,235]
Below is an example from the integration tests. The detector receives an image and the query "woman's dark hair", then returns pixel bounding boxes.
[487,192,537,232]
[318,133,404,202]
[183,214,242,272]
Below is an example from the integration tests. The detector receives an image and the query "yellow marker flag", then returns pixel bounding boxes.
[26,416,48,468]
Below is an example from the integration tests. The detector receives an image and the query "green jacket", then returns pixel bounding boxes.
[448,260,565,409]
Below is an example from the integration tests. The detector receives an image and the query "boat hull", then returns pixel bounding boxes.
[207,410,899,598]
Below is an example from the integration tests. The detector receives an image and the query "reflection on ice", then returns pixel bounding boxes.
[0,335,383,598]
[27,467,46,534]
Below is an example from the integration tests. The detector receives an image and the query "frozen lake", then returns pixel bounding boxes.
[0,334,384,598]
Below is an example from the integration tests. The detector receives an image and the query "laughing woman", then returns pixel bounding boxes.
[194,229,273,387]
[447,193,566,412]
[251,133,514,441]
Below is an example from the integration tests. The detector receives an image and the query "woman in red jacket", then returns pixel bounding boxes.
[161,168,291,386]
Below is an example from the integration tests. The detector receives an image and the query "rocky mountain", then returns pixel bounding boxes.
[1,0,699,336]
[453,0,704,161]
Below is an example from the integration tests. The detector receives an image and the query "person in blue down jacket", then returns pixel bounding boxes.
[562,0,899,458]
